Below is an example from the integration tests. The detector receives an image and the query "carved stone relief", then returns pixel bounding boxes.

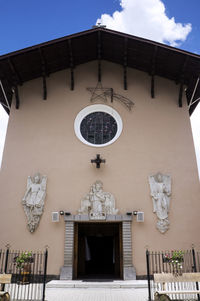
[78,180,119,219]
[22,173,47,233]
[149,172,171,233]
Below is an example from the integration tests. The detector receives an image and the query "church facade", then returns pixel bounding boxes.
[0,28,200,280]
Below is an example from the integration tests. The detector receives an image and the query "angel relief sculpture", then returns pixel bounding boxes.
[22,173,47,233]
[149,172,171,234]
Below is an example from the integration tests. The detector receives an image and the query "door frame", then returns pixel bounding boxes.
[60,214,136,280]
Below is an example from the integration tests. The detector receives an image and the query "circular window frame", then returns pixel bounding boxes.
[74,104,123,147]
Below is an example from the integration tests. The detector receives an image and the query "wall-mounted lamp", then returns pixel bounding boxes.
[126,211,144,222]
[59,210,64,216]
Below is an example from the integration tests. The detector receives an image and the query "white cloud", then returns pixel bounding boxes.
[97,0,192,46]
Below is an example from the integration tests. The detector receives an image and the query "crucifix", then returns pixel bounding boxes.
[91,154,106,168]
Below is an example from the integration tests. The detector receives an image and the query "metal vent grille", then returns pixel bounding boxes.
[52,212,59,222]
[137,211,144,222]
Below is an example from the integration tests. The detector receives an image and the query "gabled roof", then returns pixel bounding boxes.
[0,27,200,115]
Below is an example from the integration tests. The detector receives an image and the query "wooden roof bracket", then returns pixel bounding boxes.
[8,58,23,86]
[97,31,102,82]
[42,73,47,100]
[68,39,74,90]
[38,48,47,100]
[7,58,22,109]
[123,38,128,90]
[151,75,155,99]
[177,56,188,108]
[178,79,183,107]
[151,46,157,98]
[14,84,20,109]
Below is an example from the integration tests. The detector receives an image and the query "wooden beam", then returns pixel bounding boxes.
[150,46,157,98]
[38,48,47,100]
[68,39,74,90]
[2,67,20,110]
[123,38,128,90]
[179,80,183,107]
[42,74,47,100]
[98,31,102,82]
[151,75,155,98]
[176,55,188,84]
[70,68,74,91]
[7,59,22,110]
[177,55,188,107]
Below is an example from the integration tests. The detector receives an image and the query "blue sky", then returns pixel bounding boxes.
[162,0,200,53]
[0,0,200,55]
[0,0,121,55]
[0,0,200,176]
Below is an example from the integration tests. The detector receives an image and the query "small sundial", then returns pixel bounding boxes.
[87,81,134,111]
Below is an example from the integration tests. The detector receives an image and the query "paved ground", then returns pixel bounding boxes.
[45,281,149,301]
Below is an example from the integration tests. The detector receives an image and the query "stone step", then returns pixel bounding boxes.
[46,280,148,289]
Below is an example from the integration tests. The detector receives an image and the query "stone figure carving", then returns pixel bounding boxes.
[78,180,118,219]
[149,172,171,233]
[22,173,47,233]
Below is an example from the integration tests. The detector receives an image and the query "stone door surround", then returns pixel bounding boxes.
[60,214,136,280]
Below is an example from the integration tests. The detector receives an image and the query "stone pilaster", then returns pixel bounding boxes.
[122,218,136,280]
[60,217,74,280]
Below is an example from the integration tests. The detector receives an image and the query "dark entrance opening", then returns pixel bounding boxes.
[74,222,122,280]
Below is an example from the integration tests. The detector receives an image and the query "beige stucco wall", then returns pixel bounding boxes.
[0,60,200,276]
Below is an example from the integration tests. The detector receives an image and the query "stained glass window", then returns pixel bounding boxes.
[80,112,118,145]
